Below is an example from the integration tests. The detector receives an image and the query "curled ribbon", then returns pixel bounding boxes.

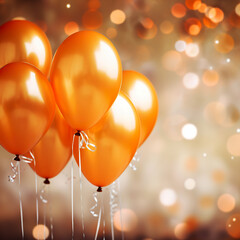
[129,151,140,171]
[8,152,34,183]
[76,130,96,152]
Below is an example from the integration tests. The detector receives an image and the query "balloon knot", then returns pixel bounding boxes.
[75,130,80,136]
[44,178,50,184]
[14,155,20,161]
[97,186,102,192]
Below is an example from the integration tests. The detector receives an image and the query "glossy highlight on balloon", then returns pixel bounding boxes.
[121,71,158,146]
[29,107,72,179]
[73,92,140,187]
[50,30,122,131]
[0,62,56,155]
[0,20,52,76]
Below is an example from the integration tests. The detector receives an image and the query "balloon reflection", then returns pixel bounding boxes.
[94,41,119,79]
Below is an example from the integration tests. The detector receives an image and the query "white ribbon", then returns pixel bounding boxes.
[8,152,34,182]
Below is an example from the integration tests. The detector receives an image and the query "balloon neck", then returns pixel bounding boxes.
[97,186,102,192]
[14,154,20,161]
[44,178,50,184]
[75,130,80,136]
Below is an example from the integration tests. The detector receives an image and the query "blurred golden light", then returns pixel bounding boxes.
[181,123,197,140]
[212,170,225,183]
[184,157,198,172]
[184,178,196,190]
[88,0,101,10]
[199,195,214,208]
[32,224,49,240]
[235,3,240,16]
[66,3,71,8]
[174,223,189,239]
[204,102,239,127]
[217,194,235,213]
[110,9,126,25]
[159,188,177,206]
[198,3,207,13]
[113,208,138,232]
[203,17,218,28]
[202,69,219,87]
[160,20,174,34]
[185,0,201,10]
[214,33,234,53]
[141,18,154,29]
[175,40,186,52]
[183,72,199,89]
[184,18,202,36]
[82,10,103,29]
[171,3,186,18]
[161,50,182,71]
[12,17,26,20]
[64,21,79,36]
[185,43,199,57]
[136,19,158,40]
[207,8,224,23]
[189,24,200,36]
[106,27,118,39]
[227,134,240,156]
[226,214,240,238]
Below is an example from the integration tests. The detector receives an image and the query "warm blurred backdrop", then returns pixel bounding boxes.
[1,0,240,239]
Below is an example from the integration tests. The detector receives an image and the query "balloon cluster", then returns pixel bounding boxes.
[0,19,158,189]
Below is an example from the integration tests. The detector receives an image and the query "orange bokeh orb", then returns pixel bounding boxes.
[184,18,202,36]
[214,33,234,53]
[64,21,79,36]
[171,3,186,18]
[226,214,240,238]
[185,0,201,10]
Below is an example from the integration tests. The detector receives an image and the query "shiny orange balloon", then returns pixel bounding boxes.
[0,20,52,76]
[73,92,140,187]
[0,62,56,155]
[50,31,122,131]
[121,71,158,146]
[29,106,72,179]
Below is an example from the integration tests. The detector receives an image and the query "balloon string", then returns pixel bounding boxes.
[71,157,74,240]
[77,135,86,239]
[129,151,140,171]
[117,180,125,240]
[32,152,39,226]
[94,208,102,240]
[18,161,24,239]
[101,193,106,240]
[50,216,54,240]
[110,181,119,240]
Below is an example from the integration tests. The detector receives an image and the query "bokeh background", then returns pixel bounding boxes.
[1,0,240,239]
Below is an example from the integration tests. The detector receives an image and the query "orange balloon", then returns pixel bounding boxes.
[121,71,158,146]
[0,62,56,155]
[50,31,122,131]
[28,106,72,179]
[73,92,140,187]
[0,20,52,76]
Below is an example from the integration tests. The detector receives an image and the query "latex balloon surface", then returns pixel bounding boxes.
[121,71,158,146]
[74,92,140,187]
[0,20,52,76]
[0,62,55,155]
[29,107,72,179]
[50,31,122,131]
